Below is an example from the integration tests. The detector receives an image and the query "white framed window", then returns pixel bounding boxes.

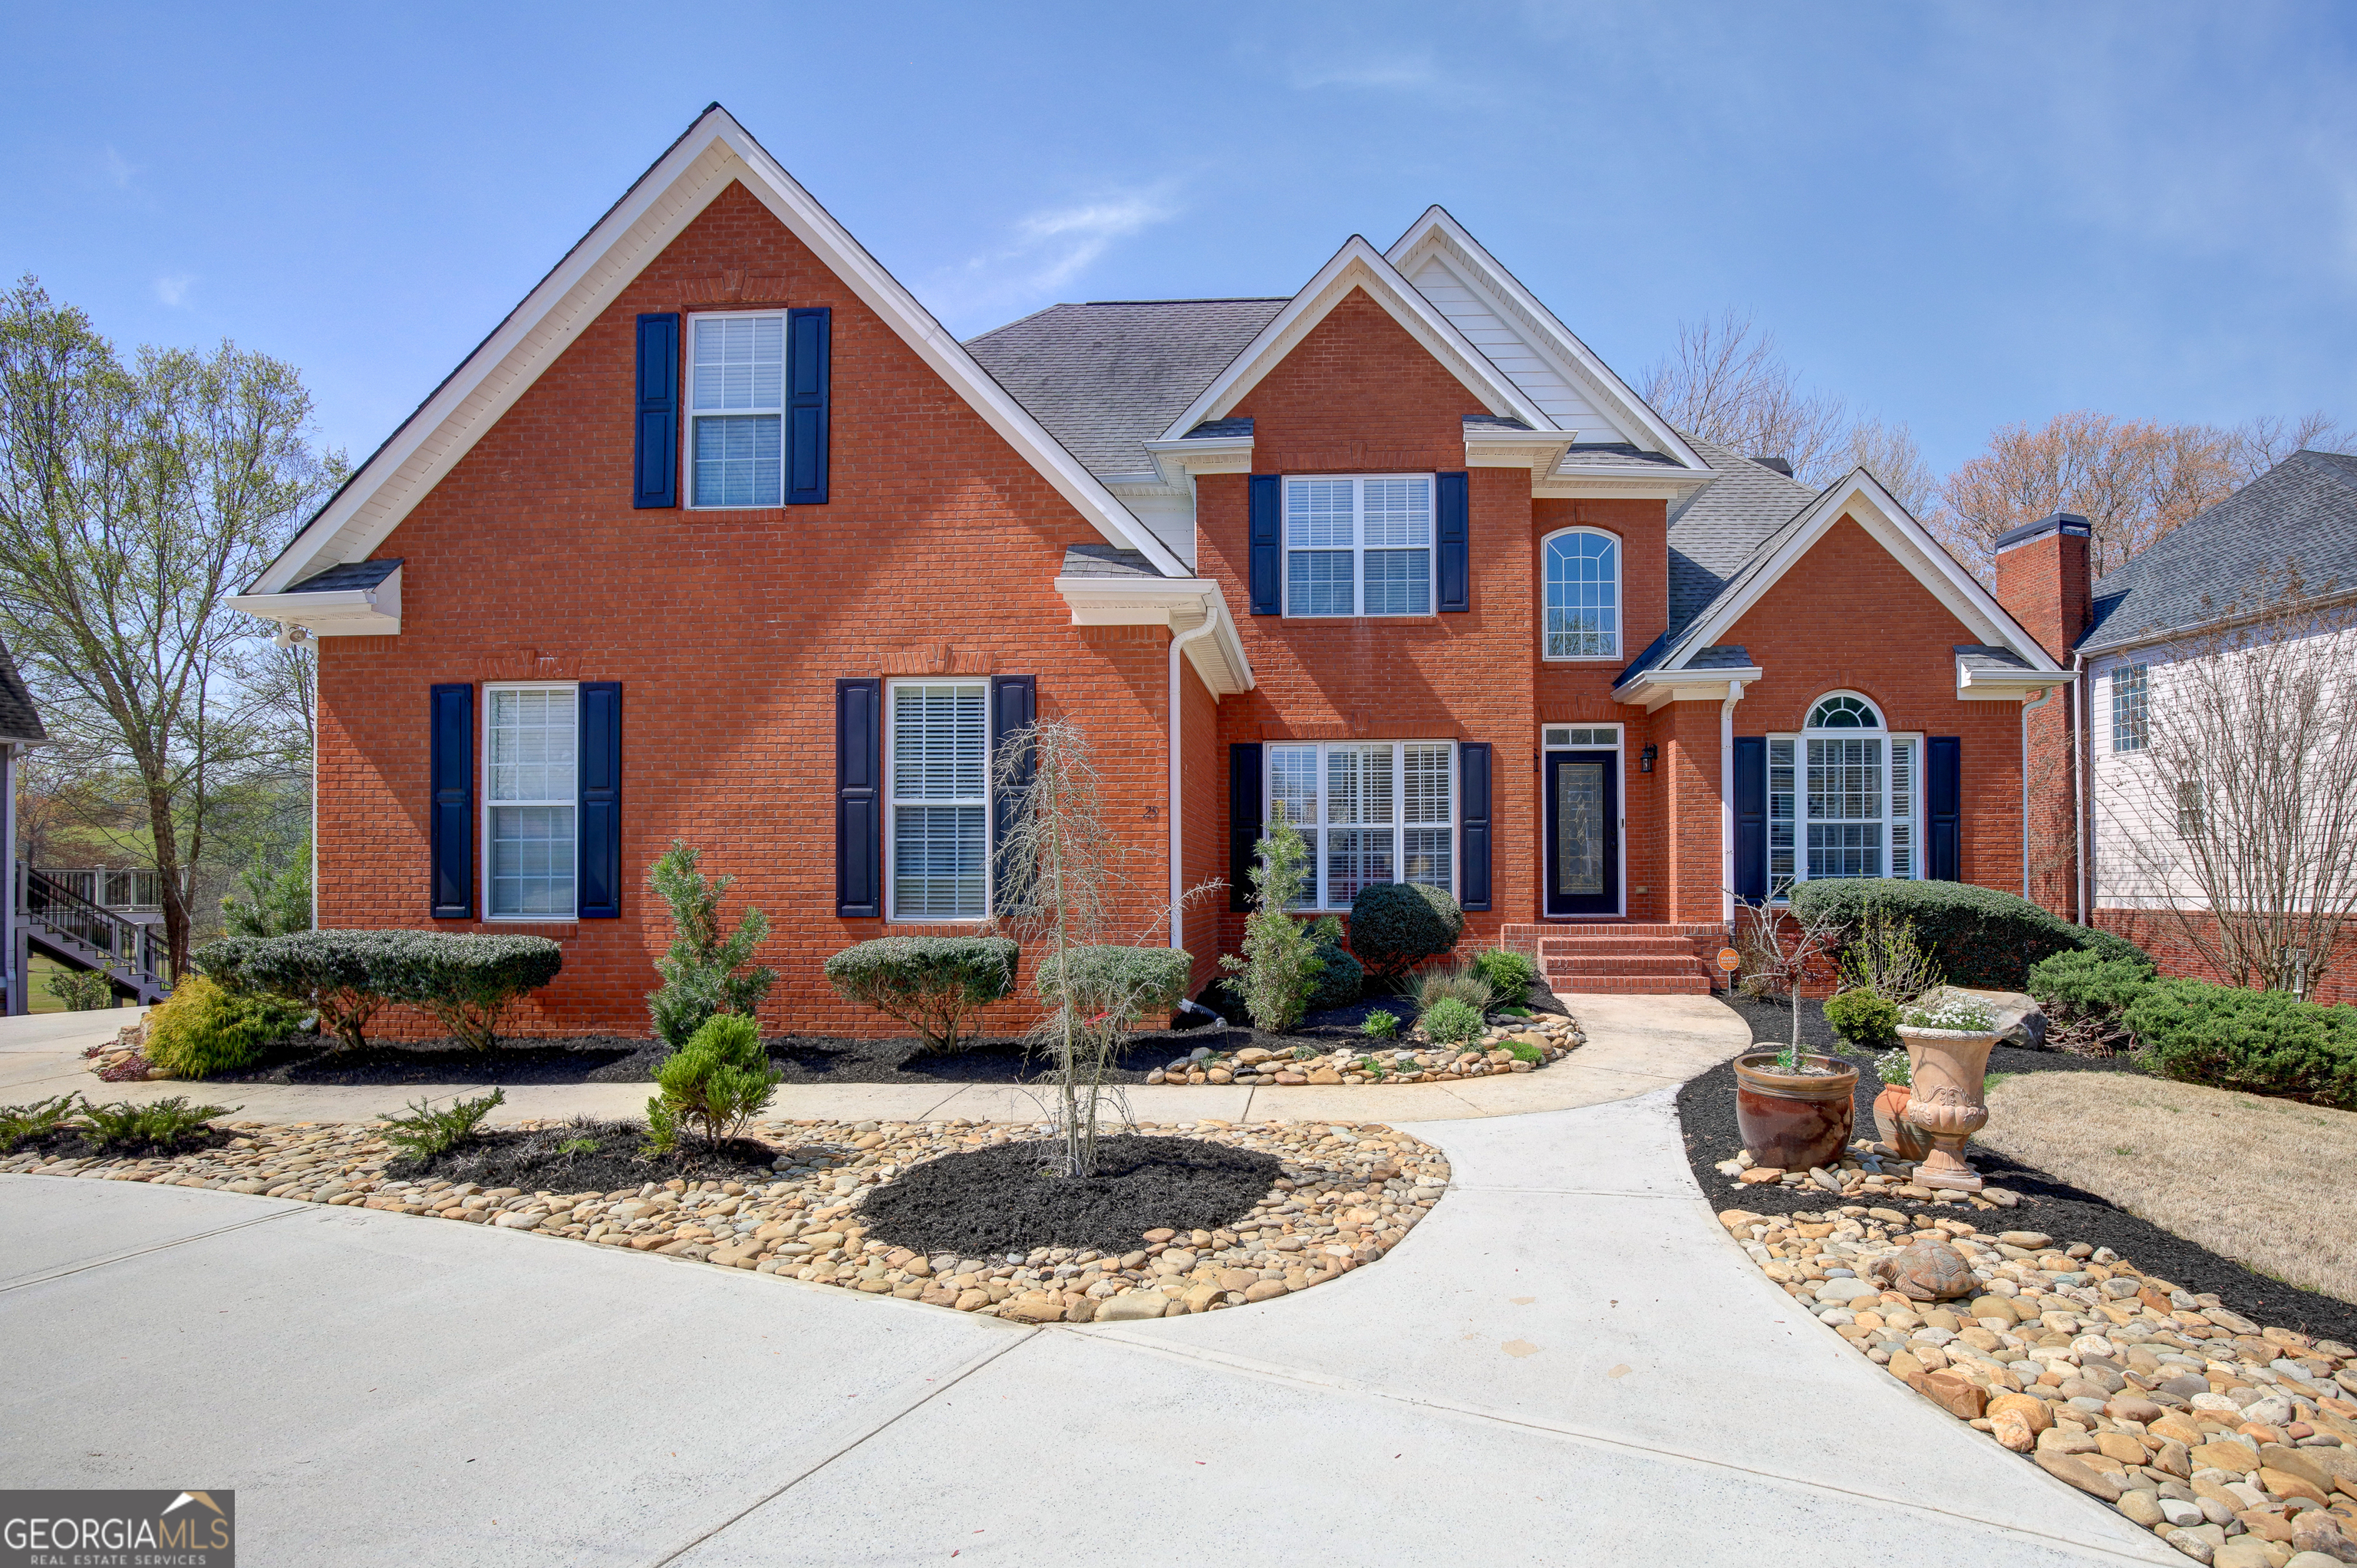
[2111,663,2148,753]
[1283,475,1433,618]
[485,684,579,919]
[886,680,990,921]
[1768,693,1920,894]
[1265,740,1455,910]
[1542,724,1623,749]
[687,311,785,509]
[1541,527,1621,658]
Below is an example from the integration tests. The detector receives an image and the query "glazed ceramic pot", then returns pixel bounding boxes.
[1897,1025,2000,1191]
[1871,1082,1932,1161]
[1732,1052,1859,1173]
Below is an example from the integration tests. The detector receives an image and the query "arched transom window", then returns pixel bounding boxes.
[1769,693,1920,891]
[1543,528,1620,659]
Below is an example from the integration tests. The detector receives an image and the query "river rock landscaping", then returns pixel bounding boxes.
[0,1114,1448,1323]
[1145,1006,1582,1085]
[1717,1204,2357,1565]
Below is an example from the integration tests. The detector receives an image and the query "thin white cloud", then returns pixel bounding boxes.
[101,145,136,188]
[1288,53,1442,92]
[153,274,193,307]
[928,187,1179,322]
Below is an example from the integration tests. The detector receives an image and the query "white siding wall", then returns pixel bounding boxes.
[1406,256,1615,440]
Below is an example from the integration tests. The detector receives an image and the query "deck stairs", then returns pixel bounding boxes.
[13,865,173,1006]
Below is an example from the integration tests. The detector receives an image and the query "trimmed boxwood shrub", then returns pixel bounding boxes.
[1348,882,1465,983]
[1033,945,1193,1023]
[1789,878,2146,992]
[198,930,393,1052]
[2124,978,2357,1108]
[823,935,1017,1052]
[2027,949,2156,1020]
[1822,988,1900,1050]
[371,932,564,1052]
[144,973,305,1078]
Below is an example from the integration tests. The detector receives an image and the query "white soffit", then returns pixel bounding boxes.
[1156,236,1551,441]
[1668,470,2065,676]
[1386,207,1706,473]
[251,104,1185,595]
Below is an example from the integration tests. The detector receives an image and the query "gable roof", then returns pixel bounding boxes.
[1154,235,1557,440]
[0,633,45,745]
[1385,206,1706,468]
[1666,433,1821,632]
[1620,466,2062,690]
[964,299,1286,481]
[249,104,1191,595]
[2079,449,2357,657]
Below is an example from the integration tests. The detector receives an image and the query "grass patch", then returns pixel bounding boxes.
[1978,1072,2357,1305]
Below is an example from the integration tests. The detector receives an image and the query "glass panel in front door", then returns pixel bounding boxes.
[1555,761,1605,895]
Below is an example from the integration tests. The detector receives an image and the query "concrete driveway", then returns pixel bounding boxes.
[0,1085,2172,1566]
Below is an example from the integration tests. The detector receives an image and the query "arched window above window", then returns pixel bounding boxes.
[1542,528,1620,659]
[1806,693,1883,730]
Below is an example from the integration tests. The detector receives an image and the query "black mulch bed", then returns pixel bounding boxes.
[855,1135,1284,1256]
[1679,996,2357,1346]
[11,1124,238,1161]
[386,1118,790,1191]
[197,985,1573,1089]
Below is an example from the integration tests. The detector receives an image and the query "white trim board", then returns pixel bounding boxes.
[250,104,1188,598]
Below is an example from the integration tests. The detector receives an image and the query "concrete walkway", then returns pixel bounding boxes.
[0,1087,2173,1566]
[0,993,1750,1125]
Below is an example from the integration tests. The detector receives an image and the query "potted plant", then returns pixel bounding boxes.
[1869,1046,1930,1161]
[1732,1036,1861,1174]
[1896,995,2000,1191]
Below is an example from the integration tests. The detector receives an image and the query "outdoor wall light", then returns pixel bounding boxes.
[1640,744,1657,773]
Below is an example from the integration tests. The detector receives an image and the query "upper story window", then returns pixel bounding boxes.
[688,312,785,508]
[887,680,989,921]
[1284,476,1432,618]
[486,684,578,918]
[1542,528,1620,658]
[1268,740,1455,910]
[2111,663,2148,753]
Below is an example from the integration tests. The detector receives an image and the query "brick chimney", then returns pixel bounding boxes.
[1993,512,2092,661]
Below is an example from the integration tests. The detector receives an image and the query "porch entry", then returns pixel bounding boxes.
[1542,726,1619,917]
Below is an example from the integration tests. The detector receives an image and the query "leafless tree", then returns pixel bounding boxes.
[1643,308,1849,485]
[2106,565,2357,993]
[1731,893,1850,1056]
[1841,415,1937,516]
[2225,411,2353,483]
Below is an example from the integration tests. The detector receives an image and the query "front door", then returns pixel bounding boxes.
[1544,749,1620,916]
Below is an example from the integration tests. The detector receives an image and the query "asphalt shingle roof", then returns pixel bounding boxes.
[1562,443,1690,471]
[1058,545,1162,579]
[2078,450,2357,655]
[1663,433,1821,635]
[0,633,47,745]
[288,558,401,593]
[964,299,1288,481]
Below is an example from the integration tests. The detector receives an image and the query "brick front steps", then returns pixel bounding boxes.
[1502,923,1726,996]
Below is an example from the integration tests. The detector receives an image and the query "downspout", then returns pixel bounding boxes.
[2021,685,2055,902]
[1167,598,1222,955]
[2072,651,2090,924]
[1719,679,1746,927]
[2,742,15,1016]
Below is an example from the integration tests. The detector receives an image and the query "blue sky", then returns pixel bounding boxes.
[8,2,2352,476]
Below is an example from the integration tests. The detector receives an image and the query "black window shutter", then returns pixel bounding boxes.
[1436,471,1470,613]
[1248,475,1281,615]
[1228,743,1264,910]
[1733,736,1767,904]
[429,684,473,919]
[578,682,622,919]
[633,313,678,509]
[836,678,883,917]
[989,674,1037,910]
[1459,741,1492,910]
[786,307,831,505]
[1928,736,1962,881]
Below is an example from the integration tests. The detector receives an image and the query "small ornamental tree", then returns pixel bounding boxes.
[1221,816,1324,1033]
[646,842,776,1052]
[646,1013,781,1151]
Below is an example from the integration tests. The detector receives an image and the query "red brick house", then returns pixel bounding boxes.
[229,106,2069,1033]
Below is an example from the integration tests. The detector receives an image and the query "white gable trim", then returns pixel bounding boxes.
[1386,207,1706,473]
[1651,469,2063,678]
[1155,237,1550,441]
[252,105,1186,595]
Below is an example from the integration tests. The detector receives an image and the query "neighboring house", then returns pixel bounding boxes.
[2013,450,2357,1000]
[228,105,2067,1033]
[2,633,47,1014]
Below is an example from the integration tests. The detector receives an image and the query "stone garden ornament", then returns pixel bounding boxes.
[1894,995,2001,1191]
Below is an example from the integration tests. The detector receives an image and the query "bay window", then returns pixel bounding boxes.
[1266,740,1455,909]
[1284,476,1433,617]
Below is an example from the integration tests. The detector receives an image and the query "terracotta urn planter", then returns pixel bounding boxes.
[1732,1052,1859,1173]
[1871,1082,1932,1161]
[1897,1025,2000,1191]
